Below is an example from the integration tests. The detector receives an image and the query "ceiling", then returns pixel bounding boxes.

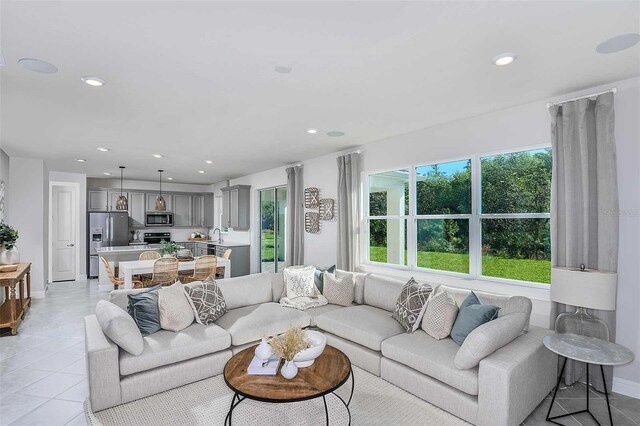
[1,1,638,184]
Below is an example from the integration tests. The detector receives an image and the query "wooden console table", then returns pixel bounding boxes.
[0,263,31,335]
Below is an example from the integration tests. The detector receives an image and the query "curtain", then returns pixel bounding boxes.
[549,92,618,392]
[336,152,361,271]
[285,166,304,266]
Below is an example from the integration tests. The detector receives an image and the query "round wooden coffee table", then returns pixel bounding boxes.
[223,344,354,425]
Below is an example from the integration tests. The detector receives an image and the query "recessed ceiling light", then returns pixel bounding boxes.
[205,160,213,164]
[274,65,292,74]
[492,52,518,66]
[152,154,163,158]
[167,177,174,180]
[198,170,205,174]
[103,172,112,176]
[327,131,345,137]
[76,159,86,163]
[97,147,110,152]
[18,58,58,74]
[306,129,318,134]
[81,76,105,87]
[596,33,640,54]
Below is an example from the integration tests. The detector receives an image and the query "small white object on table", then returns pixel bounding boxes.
[118,257,230,289]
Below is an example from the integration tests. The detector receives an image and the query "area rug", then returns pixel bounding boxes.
[85,366,469,425]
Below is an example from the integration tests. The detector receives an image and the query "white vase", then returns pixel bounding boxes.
[0,245,19,265]
[281,360,298,380]
[254,337,273,361]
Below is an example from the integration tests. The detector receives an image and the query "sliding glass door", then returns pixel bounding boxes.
[260,186,287,272]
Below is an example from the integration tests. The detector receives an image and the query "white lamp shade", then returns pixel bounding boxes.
[551,267,617,310]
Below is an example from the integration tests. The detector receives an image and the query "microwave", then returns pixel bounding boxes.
[145,212,174,227]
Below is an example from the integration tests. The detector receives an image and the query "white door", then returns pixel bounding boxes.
[52,185,77,281]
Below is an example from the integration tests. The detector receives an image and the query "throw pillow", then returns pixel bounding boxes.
[184,277,227,325]
[158,281,194,332]
[323,271,354,306]
[128,285,162,336]
[421,289,459,339]
[454,312,528,369]
[283,265,317,299]
[95,300,144,356]
[450,292,500,345]
[314,265,336,293]
[392,278,433,333]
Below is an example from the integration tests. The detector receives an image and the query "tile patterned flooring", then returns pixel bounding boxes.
[0,279,638,426]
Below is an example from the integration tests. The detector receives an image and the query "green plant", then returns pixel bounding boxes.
[158,240,180,256]
[0,223,19,250]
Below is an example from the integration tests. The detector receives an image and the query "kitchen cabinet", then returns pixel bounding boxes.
[221,185,251,230]
[181,242,196,256]
[195,243,208,257]
[108,191,128,212]
[129,192,146,227]
[146,193,173,213]
[88,190,108,211]
[193,194,215,228]
[208,243,250,277]
[173,194,193,226]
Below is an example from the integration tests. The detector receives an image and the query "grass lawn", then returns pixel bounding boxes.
[369,246,550,284]
[261,232,275,261]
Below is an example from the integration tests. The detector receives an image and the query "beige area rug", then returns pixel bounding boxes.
[85,366,469,425]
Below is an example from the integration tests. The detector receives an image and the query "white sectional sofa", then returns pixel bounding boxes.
[84,270,557,425]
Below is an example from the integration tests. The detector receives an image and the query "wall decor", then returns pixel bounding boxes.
[319,198,335,221]
[304,187,320,208]
[305,212,320,234]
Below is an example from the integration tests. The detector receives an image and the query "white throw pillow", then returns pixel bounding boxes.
[95,300,144,356]
[323,271,355,306]
[283,266,317,299]
[421,289,459,340]
[158,281,195,332]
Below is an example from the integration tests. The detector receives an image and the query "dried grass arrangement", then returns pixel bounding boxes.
[269,325,310,361]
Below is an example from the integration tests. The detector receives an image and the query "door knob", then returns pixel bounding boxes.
[67,244,75,247]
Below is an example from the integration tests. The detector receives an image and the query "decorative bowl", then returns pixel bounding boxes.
[293,330,327,368]
[177,249,192,258]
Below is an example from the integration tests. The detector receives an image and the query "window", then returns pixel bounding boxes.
[259,187,287,272]
[364,147,552,285]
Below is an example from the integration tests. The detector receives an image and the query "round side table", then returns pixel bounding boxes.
[543,334,634,426]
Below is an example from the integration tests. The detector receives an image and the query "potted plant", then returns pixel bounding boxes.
[0,223,20,265]
[158,240,180,258]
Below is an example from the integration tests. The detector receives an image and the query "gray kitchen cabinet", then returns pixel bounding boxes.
[146,193,173,212]
[181,242,196,256]
[88,190,108,211]
[108,191,128,212]
[210,243,250,277]
[173,194,193,226]
[192,195,204,227]
[221,191,230,230]
[203,193,214,227]
[129,192,146,227]
[195,243,208,257]
[221,185,251,230]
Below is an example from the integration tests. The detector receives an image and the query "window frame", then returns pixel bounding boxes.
[362,143,552,288]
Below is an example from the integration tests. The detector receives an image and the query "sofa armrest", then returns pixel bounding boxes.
[477,326,557,426]
[84,315,122,411]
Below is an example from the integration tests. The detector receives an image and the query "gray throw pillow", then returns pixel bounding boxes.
[128,285,162,336]
[454,312,528,369]
[450,292,499,345]
[314,265,336,293]
[392,278,433,333]
[184,277,227,325]
[95,300,144,356]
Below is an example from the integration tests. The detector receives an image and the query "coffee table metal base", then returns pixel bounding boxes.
[224,365,354,426]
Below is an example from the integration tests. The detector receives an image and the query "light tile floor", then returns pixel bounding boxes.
[1,279,638,426]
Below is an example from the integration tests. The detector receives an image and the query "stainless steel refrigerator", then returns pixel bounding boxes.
[88,211,129,278]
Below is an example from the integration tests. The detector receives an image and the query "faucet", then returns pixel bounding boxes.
[213,228,223,243]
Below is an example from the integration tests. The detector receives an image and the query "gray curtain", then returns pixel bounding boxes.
[336,152,361,271]
[549,92,618,392]
[285,166,304,266]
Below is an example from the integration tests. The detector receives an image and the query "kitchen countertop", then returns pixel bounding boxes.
[174,240,250,247]
[96,245,159,254]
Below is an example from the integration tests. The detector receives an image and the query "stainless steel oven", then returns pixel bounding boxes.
[145,212,174,227]
[143,232,172,246]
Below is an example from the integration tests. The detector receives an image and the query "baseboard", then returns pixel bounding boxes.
[613,376,640,399]
[79,274,87,280]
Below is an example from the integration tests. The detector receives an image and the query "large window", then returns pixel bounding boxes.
[259,186,287,272]
[364,147,552,285]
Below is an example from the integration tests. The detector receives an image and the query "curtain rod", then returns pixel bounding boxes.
[546,87,616,109]
[337,149,362,158]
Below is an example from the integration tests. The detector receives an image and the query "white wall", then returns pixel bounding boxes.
[0,149,10,304]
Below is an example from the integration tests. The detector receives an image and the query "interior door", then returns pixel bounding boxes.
[52,185,77,282]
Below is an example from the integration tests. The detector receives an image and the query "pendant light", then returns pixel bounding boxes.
[155,169,167,211]
[115,166,128,210]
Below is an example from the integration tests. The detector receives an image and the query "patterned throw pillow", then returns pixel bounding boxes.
[323,271,354,306]
[421,289,459,340]
[392,278,433,333]
[283,266,317,299]
[158,281,195,332]
[183,277,227,325]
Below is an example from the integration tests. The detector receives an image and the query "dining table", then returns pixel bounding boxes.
[118,257,231,289]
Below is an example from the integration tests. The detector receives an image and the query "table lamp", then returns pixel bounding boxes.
[551,265,617,340]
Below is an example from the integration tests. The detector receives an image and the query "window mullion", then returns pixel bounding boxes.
[470,154,481,278]
[408,167,417,270]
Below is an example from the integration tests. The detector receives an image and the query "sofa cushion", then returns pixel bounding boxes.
[335,269,367,304]
[158,282,194,332]
[421,288,459,340]
[217,272,272,310]
[271,272,285,302]
[127,285,162,336]
[95,300,144,356]
[315,305,404,351]
[283,265,317,298]
[323,271,355,307]
[450,292,500,345]
[392,278,433,333]
[215,302,311,346]
[184,278,227,325]
[363,274,406,312]
[305,304,347,327]
[119,322,231,375]
[381,330,479,396]
[314,265,336,293]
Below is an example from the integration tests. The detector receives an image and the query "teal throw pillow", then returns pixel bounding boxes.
[450,291,499,345]
[128,285,162,336]
[314,265,336,293]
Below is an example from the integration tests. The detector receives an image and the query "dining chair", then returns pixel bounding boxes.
[101,256,143,289]
[139,251,161,261]
[180,255,218,283]
[148,257,179,287]
[215,249,232,278]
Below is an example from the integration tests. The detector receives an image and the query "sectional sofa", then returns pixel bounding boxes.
[84,270,557,425]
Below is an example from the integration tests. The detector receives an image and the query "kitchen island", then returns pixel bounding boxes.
[96,245,161,292]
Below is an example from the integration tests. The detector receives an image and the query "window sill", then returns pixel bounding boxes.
[358,262,551,302]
